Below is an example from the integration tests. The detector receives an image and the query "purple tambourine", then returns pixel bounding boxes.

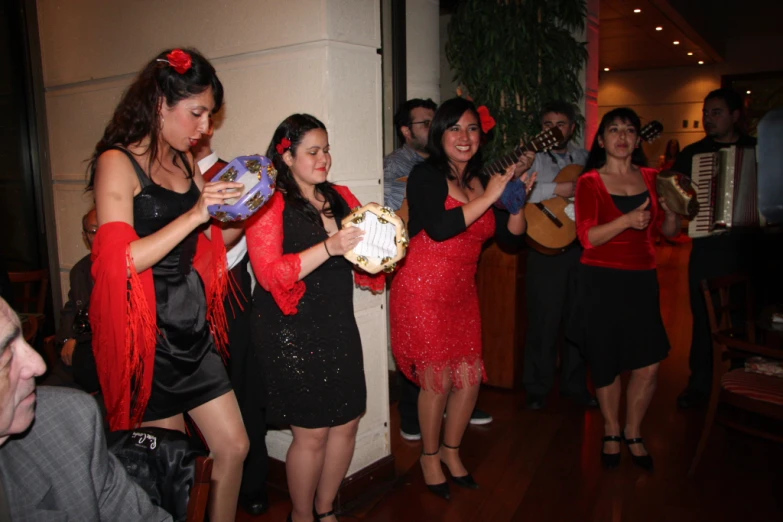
[207,155,277,222]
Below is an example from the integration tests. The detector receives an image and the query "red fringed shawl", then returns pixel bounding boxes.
[246,185,385,315]
[91,221,231,431]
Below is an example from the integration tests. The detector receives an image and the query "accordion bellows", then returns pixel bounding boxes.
[656,169,699,219]
[342,203,409,274]
[207,155,277,222]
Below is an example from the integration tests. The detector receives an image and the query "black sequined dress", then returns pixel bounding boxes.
[252,200,366,429]
[114,147,232,421]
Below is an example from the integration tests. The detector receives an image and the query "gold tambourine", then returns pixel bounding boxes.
[341,203,409,274]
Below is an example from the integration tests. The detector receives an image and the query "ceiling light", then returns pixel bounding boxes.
[698,60,704,65]
[687,52,694,56]
[633,8,641,13]
[746,90,751,94]
[673,41,680,45]
[604,67,610,71]
[655,26,663,31]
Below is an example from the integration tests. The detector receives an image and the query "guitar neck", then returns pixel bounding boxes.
[482,141,537,176]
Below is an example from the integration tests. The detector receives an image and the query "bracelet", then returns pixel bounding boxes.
[323,241,331,256]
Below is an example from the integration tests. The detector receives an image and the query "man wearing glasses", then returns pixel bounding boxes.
[55,208,100,393]
[383,98,437,211]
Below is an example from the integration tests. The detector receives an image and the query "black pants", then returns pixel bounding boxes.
[226,256,269,497]
[398,372,421,433]
[522,245,589,397]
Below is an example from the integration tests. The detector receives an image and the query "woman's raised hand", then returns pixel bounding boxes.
[191,181,245,223]
[625,197,651,230]
[324,226,365,256]
[483,164,516,204]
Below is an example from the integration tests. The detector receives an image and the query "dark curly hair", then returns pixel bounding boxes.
[424,97,487,189]
[86,48,223,189]
[266,114,348,227]
[582,107,648,173]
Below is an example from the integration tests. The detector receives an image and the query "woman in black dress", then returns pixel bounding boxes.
[88,48,249,522]
[246,114,384,522]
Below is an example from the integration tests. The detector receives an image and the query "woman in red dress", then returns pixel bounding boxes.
[569,108,680,471]
[390,98,532,499]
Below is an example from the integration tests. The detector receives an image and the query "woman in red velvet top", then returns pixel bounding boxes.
[569,108,680,471]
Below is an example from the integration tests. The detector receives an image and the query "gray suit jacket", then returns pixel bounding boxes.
[0,387,172,522]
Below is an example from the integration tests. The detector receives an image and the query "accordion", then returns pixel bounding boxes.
[688,146,759,238]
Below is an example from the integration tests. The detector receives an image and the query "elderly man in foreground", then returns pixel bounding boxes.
[0,297,171,521]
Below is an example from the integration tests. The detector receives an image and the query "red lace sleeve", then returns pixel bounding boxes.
[333,185,387,293]
[245,192,306,315]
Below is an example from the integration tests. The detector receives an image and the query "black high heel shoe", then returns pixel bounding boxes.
[623,433,654,471]
[315,508,337,520]
[601,435,622,469]
[421,450,451,499]
[440,443,479,489]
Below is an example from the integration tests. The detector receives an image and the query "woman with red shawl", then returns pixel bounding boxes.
[87,48,249,522]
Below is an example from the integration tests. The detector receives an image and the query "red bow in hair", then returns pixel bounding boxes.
[164,49,192,74]
[477,106,496,133]
[276,137,292,155]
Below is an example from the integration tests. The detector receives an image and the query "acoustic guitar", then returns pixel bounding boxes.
[525,120,664,254]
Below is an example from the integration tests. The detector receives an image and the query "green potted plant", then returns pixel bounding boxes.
[446,0,588,159]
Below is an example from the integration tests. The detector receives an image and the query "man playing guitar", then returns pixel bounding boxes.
[516,101,597,411]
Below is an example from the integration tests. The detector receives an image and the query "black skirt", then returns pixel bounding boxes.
[566,264,670,388]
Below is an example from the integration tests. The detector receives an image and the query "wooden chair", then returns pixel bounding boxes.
[43,335,59,368]
[9,269,49,316]
[186,456,213,522]
[688,273,783,476]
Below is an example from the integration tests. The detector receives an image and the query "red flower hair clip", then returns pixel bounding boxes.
[157,49,192,74]
[477,105,496,133]
[276,137,292,155]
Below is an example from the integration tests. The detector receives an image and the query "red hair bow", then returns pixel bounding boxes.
[276,137,292,155]
[166,49,192,74]
[477,106,496,133]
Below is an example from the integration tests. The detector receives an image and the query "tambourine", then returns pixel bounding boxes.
[656,169,699,219]
[341,203,409,274]
[207,155,277,222]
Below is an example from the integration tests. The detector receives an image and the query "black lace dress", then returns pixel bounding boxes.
[251,200,367,429]
[113,147,232,421]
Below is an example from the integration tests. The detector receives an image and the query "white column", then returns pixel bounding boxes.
[406,0,441,102]
[37,0,389,476]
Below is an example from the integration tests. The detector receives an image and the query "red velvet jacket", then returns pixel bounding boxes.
[575,167,664,270]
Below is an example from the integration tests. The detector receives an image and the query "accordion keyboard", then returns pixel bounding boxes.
[689,152,718,238]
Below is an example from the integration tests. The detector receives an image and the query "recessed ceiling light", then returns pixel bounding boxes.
[746,90,752,94]
[604,67,610,71]
[673,41,680,45]
[633,8,641,13]
[687,52,694,56]
[655,26,663,31]
[698,60,704,65]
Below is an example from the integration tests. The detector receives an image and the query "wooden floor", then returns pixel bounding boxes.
[239,242,783,522]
